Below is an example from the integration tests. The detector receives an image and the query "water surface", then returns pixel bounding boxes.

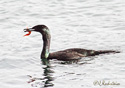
[0,0,125,88]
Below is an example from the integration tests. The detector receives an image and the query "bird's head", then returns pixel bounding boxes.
[24,25,50,36]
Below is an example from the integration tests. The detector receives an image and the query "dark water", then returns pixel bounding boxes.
[0,0,125,88]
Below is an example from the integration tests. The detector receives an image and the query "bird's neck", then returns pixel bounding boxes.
[41,30,51,59]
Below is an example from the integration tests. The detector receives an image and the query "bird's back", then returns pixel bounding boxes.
[48,48,95,61]
[48,48,120,61]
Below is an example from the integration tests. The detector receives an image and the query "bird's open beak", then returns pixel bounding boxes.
[24,28,34,36]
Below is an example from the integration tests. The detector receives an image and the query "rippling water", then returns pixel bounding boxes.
[0,0,125,88]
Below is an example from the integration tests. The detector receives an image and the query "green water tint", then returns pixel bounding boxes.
[41,59,54,87]
[41,58,50,66]
[42,65,54,87]
[28,61,54,87]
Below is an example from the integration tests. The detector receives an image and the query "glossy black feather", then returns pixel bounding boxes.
[48,48,120,61]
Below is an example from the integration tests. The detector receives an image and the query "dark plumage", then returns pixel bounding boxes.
[48,48,119,61]
[24,25,120,61]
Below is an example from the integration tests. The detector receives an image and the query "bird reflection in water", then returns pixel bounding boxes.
[27,59,54,88]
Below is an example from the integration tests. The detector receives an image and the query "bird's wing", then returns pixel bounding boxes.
[48,51,85,61]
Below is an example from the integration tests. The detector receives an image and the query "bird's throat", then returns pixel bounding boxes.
[41,33,51,59]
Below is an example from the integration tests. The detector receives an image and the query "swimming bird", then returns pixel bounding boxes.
[24,25,120,61]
